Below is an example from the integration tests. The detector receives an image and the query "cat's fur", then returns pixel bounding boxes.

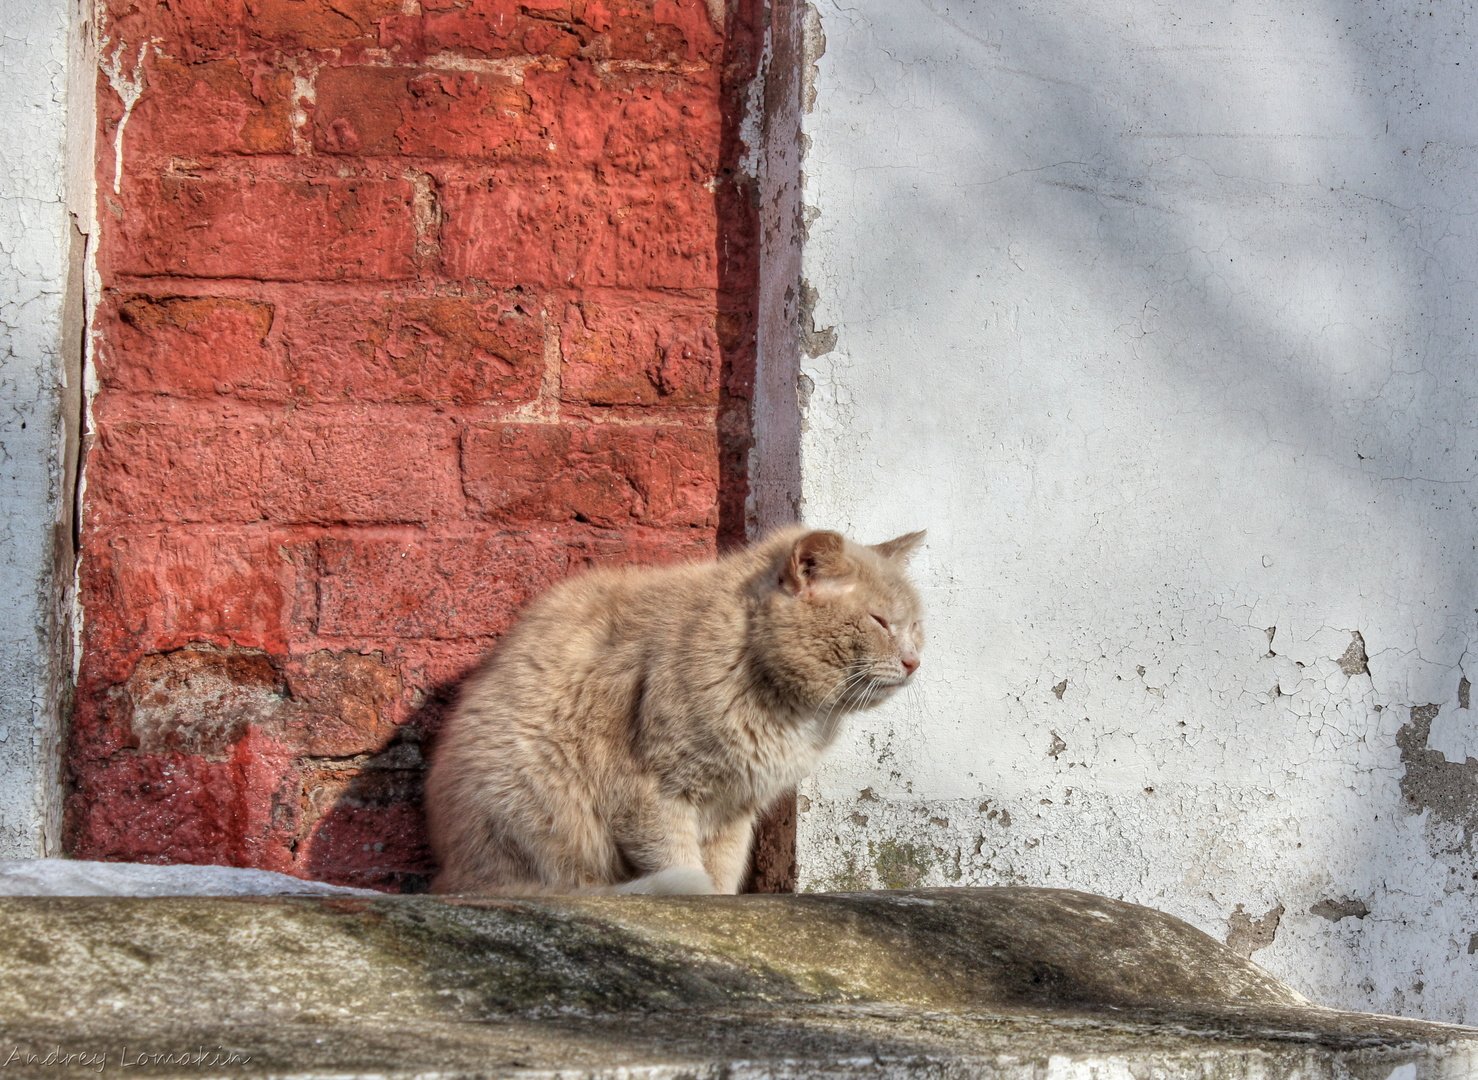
[424,526,925,895]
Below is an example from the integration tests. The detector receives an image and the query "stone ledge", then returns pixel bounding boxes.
[0,887,1472,1078]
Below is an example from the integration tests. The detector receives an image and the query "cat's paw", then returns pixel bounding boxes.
[616,866,715,896]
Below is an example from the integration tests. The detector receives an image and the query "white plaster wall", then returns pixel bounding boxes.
[792,0,1478,1024]
[0,0,88,857]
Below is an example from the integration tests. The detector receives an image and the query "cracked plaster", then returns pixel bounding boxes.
[789,0,1478,1025]
[0,0,88,858]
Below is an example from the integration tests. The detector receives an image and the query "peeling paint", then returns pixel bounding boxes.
[1226,904,1284,958]
[798,279,836,358]
[1397,705,1478,851]
[1337,632,1370,678]
[1309,898,1371,922]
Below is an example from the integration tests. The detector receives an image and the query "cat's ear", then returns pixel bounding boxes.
[782,530,852,597]
[872,530,926,563]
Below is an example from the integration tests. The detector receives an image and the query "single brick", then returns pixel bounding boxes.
[88,412,461,525]
[412,0,722,63]
[102,0,400,59]
[243,0,401,50]
[566,525,716,569]
[280,292,545,405]
[108,172,417,282]
[439,170,719,289]
[119,56,295,161]
[315,66,543,159]
[525,63,721,181]
[99,293,285,398]
[415,0,589,59]
[560,296,725,406]
[317,530,572,638]
[462,422,719,528]
[125,647,290,756]
[282,650,405,758]
[581,0,725,63]
[97,528,313,661]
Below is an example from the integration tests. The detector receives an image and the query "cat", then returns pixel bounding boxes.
[423,525,926,895]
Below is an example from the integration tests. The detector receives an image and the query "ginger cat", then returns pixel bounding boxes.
[424,526,925,895]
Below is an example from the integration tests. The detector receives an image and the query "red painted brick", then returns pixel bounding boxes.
[317,530,572,638]
[414,1,589,59]
[87,411,461,525]
[440,170,719,288]
[581,0,725,63]
[410,0,722,62]
[566,525,716,568]
[244,0,402,50]
[283,650,405,758]
[108,172,417,282]
[560,296,727,405]
[525,63,721,181]
[102,0,400,61]
[68,730,300,872]
[315,66,544,159]
[280,292,545,404]
[462,422,719,527]
[98,529,312,662]
[99,293,285,398]
[120,57,295,161]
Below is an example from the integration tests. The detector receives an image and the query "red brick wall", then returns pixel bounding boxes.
[75,0,760,890]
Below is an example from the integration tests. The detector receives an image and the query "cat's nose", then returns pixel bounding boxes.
[901,655,919,676]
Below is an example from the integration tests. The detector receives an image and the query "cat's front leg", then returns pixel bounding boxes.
[702,814,757,894]
[616,788,716,894]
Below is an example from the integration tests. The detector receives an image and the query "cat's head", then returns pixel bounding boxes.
[755,528,926,715]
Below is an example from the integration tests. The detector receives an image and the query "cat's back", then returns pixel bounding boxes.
[452,545,764,719]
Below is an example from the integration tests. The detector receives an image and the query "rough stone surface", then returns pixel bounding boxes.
[0,887,1473,1078]
[76,0,763,888]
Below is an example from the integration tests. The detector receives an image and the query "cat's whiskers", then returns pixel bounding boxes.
[814,663,873,741]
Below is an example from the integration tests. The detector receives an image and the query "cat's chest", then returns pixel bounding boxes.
[710,706,829,810]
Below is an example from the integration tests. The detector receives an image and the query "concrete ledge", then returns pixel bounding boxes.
[0,887,1473,1077]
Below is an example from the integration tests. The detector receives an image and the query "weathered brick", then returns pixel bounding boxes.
[282,650,405,758]
[317,530,572,639]
[119,57,295,161]
[67,730,300,872]
[108,172,417,281]
[280,292,545,405]
[88,411,461,525]
[102,0,400,61]
[98,529,312,661]
[315,66,544,159]
[244,0,402,50]
[580,0,725,62]
[99,293,285,398]
[566,525,716,568]
[414,0,590,59]
[560,296,725,405]
[125,647,289,756]
[525,63,721,181]
[462,422,719,527]
[410,0,722,62]
[439,170,719,288]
